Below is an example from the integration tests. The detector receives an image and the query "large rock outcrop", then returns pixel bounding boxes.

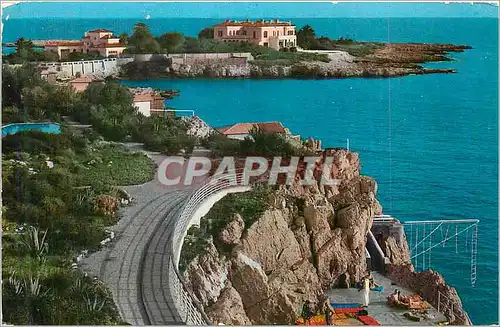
[182,149,382,324]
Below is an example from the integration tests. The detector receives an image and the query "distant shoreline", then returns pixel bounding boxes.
[119,42,471,80]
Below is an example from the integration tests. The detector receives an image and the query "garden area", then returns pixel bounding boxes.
[1,128,154,324]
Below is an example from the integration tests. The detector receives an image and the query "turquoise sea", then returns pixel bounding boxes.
[3,17,498,324]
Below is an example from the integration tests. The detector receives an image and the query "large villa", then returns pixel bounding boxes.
[44,29,127,59]
[213,19,297,50]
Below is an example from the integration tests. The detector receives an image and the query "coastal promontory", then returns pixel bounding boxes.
[179,148,470,325]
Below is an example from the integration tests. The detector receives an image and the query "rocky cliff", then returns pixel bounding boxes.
[182,149,383,324]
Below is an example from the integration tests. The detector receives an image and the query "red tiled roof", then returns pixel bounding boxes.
[217,122,286,135]
[45,41,83,47]
[214,20,295,28]
[88,28,113,33]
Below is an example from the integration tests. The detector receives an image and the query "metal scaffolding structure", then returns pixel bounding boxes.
[403,219,479,287]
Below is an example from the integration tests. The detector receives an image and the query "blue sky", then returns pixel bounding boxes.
[2,2,499,19]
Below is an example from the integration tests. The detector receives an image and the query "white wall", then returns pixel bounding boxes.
[134,101,151,117]
[227,134,251,140]
[58,58,121,78]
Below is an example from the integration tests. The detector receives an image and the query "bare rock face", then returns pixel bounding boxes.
[206,284,251,325]
[181,149,382,324]
[235,209,303,274]
[219,213,245,245]
[384,235,411,265]
[183,239,230,307]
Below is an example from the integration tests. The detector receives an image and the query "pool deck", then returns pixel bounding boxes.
[326,272,447,326]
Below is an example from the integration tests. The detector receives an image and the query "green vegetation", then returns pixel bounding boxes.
[126,22,161,54]
[3,37,105,64]
[2,64,195,155]
[75,144,155,186]
[201,127,310,157]
[297,25,384,57]
[2,63,78,123]
[3,37,59,64]
[198,27,215,39]
[179,184,271,272]
[1,62,164,324]
[158,32,185,53]
[120,21,330,74]
[2,130,152,324]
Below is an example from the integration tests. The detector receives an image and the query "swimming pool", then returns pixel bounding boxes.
[1,123,62,137]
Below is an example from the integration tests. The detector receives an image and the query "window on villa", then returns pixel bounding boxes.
[264,42,268,47]
[243,30,247,36]
[218,31,223,37]
[288,30,294,35]
[253,31,256,38]
[264,31,268,38]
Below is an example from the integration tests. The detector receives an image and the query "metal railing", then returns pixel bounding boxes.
[168,169,249,325]
[437,290,472,325]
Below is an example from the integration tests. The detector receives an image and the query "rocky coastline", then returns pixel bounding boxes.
[120,42,471,80]
[179,148,471,325]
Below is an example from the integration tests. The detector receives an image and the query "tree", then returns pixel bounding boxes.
[15,37,35,59]
[119,32,129,45]
[2,64,43,108]
[297,25,317,49]
[128,22,161,54]
[158,32,185,53]
[198,27,214,39]
[184,37,202,53]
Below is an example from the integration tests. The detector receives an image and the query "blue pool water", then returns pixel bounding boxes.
[3,16,498,324]
[1,123,62,137]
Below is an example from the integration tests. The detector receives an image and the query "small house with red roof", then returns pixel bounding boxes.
[68,76,103,92]
[216,121,290,140]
